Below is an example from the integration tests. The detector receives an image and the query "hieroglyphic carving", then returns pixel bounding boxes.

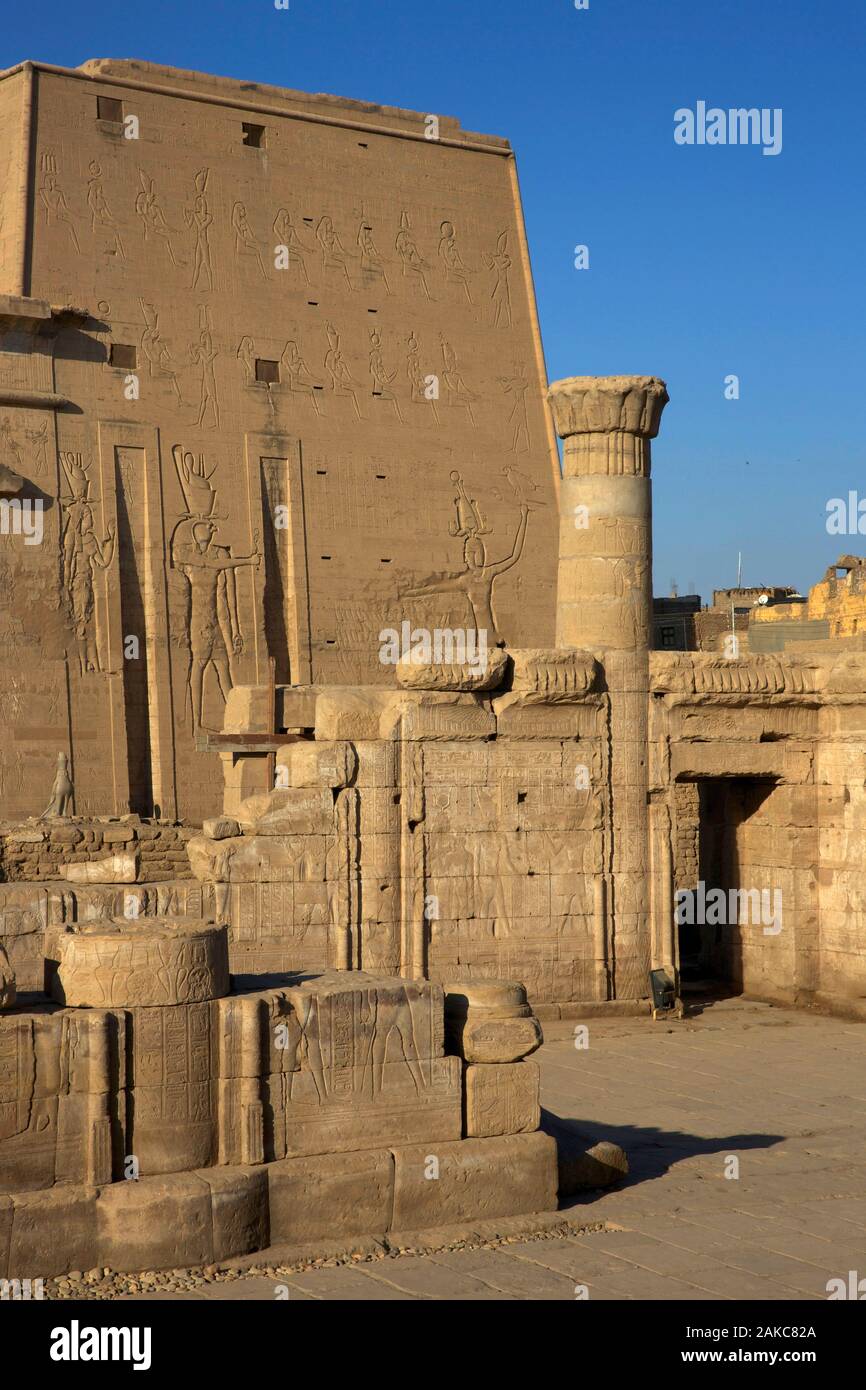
[237,335,256,387]
[39,150,79,252]
[395,211,431,298]
[135,168,180,265]
[280,338,322,414]
[438,220,473,302]
[86,160,124,258]
[59,451,116,674]
[232,200,267,279]
[51,922,229,1007]
[406,331,439,422]
[357,219,390,292]
[185,169,214,290]
[369,328,403,422]
[140,300,184,403]
[274,207,313,284]
[189,308,220,428]
[439,335,476,425]
[324,322,362,418]
[499,369,531,453]
[316,215,353,290]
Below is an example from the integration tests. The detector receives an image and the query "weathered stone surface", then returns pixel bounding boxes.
[97,1174,213,1271]
[391,1132,558,1228]
[235,787,335,835]
[50,921,230,1007]
[274,740,357,790]
[542,1116,630,1195]
[8,1186,98,1279]
[0,943,16,1008]
[197,1166,269,1260]
[452,1015,543,1064]
[464,1060,540,1137]
[508,649,598,703]
[396,648,509,693]
[202,817,240,840]
[268,1148,394,1243]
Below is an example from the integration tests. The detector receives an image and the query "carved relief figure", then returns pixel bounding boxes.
[135,169,180,265]
[231,200,267,279]
[170,446,261,734]
[439,335,477,425]
[406,331,439,423]
[395,211,431,298]
[369,328,403,422]
[484,230,513,327]
[324,323,362,419]
[316,215,353,290]
[185,169,214,290]
[280,339,322,415]
[362,986,424,1095]
[357,221,391,292]
[438,220,473,302]
[499,369,531,453]
[403,475,530,644]
[273,208,312,284]
[86,160,124,258]
[237,335,257,387]
[59,452,116,674]
[39,152,79,253]
[140,300,184,403]
[190,313,220,429]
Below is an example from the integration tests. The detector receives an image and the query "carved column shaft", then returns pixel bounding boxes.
[548,375,669,1001]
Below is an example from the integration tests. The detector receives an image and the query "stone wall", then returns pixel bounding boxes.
[0,818,194,883]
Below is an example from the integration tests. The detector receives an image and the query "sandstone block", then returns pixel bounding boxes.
[9,1186,98,1278]
[268,1148,393,1243]
[223,684,273,734]
[464,1060,540,1137]
[451,1014,543,1063]
[315,688,393,741]
[197,1166,269,1260]
[395,647,509,692]
[390,1132,558,1229]
[274,740,357,790]
[203,816,240,840]
[235,786,335,835]
[97,1174,213,1272]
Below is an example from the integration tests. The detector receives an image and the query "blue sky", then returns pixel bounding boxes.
[5,0,865,600]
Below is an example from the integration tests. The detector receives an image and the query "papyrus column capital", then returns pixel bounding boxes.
[548,375,669,478]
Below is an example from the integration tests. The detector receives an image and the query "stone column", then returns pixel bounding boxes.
[547,376,669,1000]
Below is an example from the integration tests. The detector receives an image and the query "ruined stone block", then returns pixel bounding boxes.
[464,1060,540,1137]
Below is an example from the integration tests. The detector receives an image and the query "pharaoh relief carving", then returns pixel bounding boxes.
[169,446,261,735]
[484,231,513,327]
[402,471,532,644]
[59,452,116,675]
[0,415,50,479]
[86,160,124,259]
[135,169,181,266]
[185,169,215,291]
[39,150,79,253]
[237,335,256,387]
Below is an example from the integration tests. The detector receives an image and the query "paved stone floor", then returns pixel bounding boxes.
[139,997,866,1300]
